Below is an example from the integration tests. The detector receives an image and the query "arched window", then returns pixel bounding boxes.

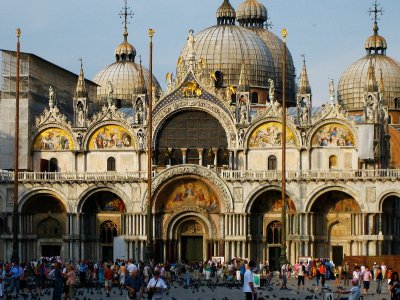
[251,92,258,104]
[329,155,337,169]
[267,221,282,244]
[107,157,116,171]
[37,218,62,238]
[49,158,58,172]
[268,155,277,170]
[100,221,118,244]
[215,71,223,88]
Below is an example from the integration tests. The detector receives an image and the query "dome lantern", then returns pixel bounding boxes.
[216,0,236,25]
[236,0,268,28]
[365,1,387,55]
[115,0,137,62]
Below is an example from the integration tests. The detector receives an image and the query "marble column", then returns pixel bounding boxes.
[212,148,218,166]
[181,148,187,164]
[229,151,234,169]
[198,148,204,166]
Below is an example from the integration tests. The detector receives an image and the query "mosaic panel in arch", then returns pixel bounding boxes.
[156,179,219,213]
[88,125,135,150]
[33,128,74,150]
[248,122,297,148]
[311,123,355,147]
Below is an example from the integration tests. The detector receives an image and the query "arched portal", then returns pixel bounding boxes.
[81,191,126,261]
[248,189,296,270]
[21,194,66,260]
[310,191,361,264]
[381,195,400,255]
[152,175,221,262]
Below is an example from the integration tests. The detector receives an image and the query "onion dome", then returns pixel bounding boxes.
[178,0,275,89]
[337,13,400,111]
[365,22,387,55]
[115,29,137,62]
[236,0,267,28]
[216,0,236,25]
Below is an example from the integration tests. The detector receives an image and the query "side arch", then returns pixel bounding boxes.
[305,184,360,212]
[18,187,68,213]
[378,190,400,211]
[76,185,130,213]
[244,184,298,213]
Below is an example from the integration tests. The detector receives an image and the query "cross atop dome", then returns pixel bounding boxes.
[365,1,387,55]
[368,0,383,28]
[119,0,134,36]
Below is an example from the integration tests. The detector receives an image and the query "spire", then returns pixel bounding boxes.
[365,1,387,54]
[297,55,311,95]
[237,63,249,91]
[75,58,87,98]
[366,58,378,93]
[134,56,147,94]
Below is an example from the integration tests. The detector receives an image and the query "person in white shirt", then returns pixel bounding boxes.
[127,261,137,275]
[242,260,257,300]
[381,262,387,279]
[146,269,167,300]
[337,278,361,300]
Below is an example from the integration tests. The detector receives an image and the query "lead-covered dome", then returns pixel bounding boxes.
[178,0,275,89]
[338,20,400,111]
[93,29,161,105]
[236,0,295,104]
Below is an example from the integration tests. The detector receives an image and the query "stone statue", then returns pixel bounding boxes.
[165,72,174,92]
[186,29,195,64]
[238,128,245,146]
[268,79,275,102]
[106,81,114,107]
[329,79,335,102]
[164,147,172,165]
[301,130,307,147]
[238,95,248,124]
[137,129,145,149]
[299,97,309,125]
[76,102,85,127]
[77,133,83,150]
[135,99,144,124]
[207,148,215,165]
[49,86,55,109]
[365,95,376,122]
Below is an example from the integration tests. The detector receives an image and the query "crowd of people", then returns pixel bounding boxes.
[0,257,399,300]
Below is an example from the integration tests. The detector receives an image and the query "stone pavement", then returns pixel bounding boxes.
[13,276,391,299]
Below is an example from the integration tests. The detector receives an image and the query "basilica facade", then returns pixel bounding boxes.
[1,0,400,270]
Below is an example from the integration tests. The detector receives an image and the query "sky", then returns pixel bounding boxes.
[1,0,400,106]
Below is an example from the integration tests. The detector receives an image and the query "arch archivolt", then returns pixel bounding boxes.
[146,165,233,213]
[305,184,360,212]
[32,124,77,151]
[162,207,218,240]
[76,185,130,213]
[152,99,237,149]
[18,187,67,213]
[244,184,298,213]
[307,118,358,148]
[378,189,400,211]
[244,117,301,149]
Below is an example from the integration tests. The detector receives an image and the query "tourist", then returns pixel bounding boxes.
[342,261,350,286]
[334,265,340,285]
[389,272,400,300]
[0,263,5,298]
[311,264,320,290]
[376,266,383,295]
[8,261,21,296]
[126,269,144,300]
[184,262,191,287]
[119,262,127,287]
[104,264,114,296]
[49,263,63,300]
[78,260,87,287]
[205,262,212,281]
[243,260,257,300]
[65,265,76,300]
[362,266,372,295]
[297,262,305,292]
[146,269,167,300]
[372,262,378,281]
[337,278,361,300]
[319,263,326,288]
[382,262,387,279]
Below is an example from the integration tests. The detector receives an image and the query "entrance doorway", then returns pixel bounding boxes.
[42,245,61,257]
[102,246,113,262]
[182,236,203,262]
[332,246,343,266]
[268,247,280,271]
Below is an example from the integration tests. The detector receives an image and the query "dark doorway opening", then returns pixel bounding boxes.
[42,245,61,257]
[181,236,203,262]
[332,246,343,266]
[102,246,113,262]
[268,247,281,271]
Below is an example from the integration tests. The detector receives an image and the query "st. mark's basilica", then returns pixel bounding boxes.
[1,0,400,270]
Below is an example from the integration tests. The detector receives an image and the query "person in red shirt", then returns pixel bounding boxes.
[104,264,114,296]
[319,264,326,288]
